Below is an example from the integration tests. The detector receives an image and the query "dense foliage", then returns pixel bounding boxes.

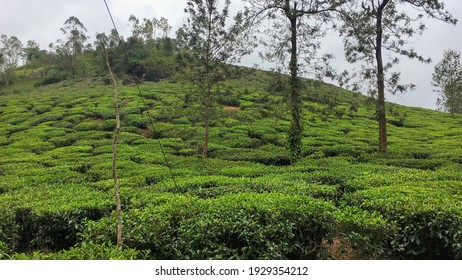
[0,68,461,259]
[0,6,461,260]
[337,0,456,153]
[433,49,462,115]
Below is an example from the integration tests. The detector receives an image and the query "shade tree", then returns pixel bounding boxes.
[22,40,44,64]
[337,0,457,152]
[432,49,462,116]
[60,16,89,55]
[0,34,23,86]
[129,15,172,42]
[178,0,251,159]
[244,0,345,161]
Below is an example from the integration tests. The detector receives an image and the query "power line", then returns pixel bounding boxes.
[103,0,178,189]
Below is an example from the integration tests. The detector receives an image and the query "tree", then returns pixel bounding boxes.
[49,17,89,74]
[0,52,4,72]
[22,40,43,63]
[244,0,343,161]
[338,0,457,152]
[433,49,462,116]
[129,15,172,41]
[94,29,123,67]
[129,15,143,40]
[0,34,23,86]
[60,16,89,55]
[178,0,250,159]
[157,17,172,38]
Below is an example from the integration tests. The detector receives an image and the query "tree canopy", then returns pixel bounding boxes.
[337,0,457,152]
[178,0,251,159]
[433,49,462,115]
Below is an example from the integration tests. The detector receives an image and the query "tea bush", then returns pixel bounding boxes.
[1,74,462,259]
[0,241,9,260]
[176,193,336,259]
[81,193,337,259]
[123,114,150,129]
[211,147,291,166]
[0,185,112,252]
[11,242,148,260]
[336,207,394,259]
[345,186,462,259]
[81,194,202,258]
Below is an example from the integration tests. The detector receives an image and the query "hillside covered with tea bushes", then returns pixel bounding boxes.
[0,72,461,259]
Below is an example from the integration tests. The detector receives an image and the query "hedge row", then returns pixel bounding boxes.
[0,185,112,253]
[345,186,462,259]
[81,192,337,259]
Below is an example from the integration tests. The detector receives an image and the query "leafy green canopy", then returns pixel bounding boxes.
[433,49,462,115]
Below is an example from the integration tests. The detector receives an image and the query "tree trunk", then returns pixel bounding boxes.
[4,70,11,87]
[288,10,302,161]
[202,71,212,160]
[376,2,389,153]
[202,6,213,160]
[202,116,210,159]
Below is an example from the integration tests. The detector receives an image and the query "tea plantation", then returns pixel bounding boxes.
[1,73,461,260]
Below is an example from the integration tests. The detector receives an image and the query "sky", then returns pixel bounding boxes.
[1,0,461,110]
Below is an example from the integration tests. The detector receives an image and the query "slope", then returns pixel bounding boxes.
[0,72,461,259]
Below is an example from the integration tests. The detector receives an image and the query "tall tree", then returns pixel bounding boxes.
[129,15,172,41]
[178,0,250,159]
[157,17,172,38]
[22,40,42,63]
[142,18,155,41]
[338,0,457,152]
[0,34,23,86]
[244,0,343,161]
[129,15,143,40]
[61,16,89,55]
[433,49,462,116]
[50,17,89,73]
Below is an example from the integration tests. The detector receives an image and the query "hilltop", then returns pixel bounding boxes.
[0,64,462,259]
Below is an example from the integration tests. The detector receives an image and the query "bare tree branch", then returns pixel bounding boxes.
[101,41,123,252]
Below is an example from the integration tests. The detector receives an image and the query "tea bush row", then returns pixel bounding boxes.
[345,186,462,259]
[0,185,112,253]
[80,192,337,259]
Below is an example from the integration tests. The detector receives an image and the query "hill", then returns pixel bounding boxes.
[0,70,461,259]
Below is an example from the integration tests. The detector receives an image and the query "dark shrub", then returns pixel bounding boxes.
[144,67,168,82]
[9,207,109,252]
[40,69,65,85]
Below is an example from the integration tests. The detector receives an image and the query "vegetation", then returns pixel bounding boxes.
[433,49,462,115]
[178,0,250,159]
[0,34,23,86]
[1,65,462,259]
[245,0,338,160]
[337,0,456,153]
[101,42,123,252]
[0,2,461,260]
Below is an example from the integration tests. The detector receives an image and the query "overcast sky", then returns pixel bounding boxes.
[1,0,461,110]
